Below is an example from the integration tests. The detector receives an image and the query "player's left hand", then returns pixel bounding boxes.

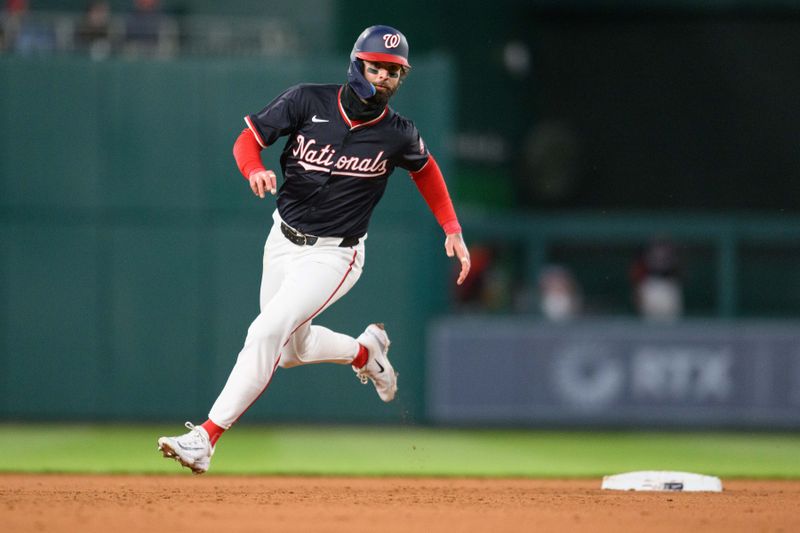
[445,233,471,285]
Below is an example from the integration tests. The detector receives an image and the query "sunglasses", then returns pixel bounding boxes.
[363,61,402,79]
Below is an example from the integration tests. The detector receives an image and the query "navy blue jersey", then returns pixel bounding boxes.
[245,83,429,238]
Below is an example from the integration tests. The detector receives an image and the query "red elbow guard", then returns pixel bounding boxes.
[232,128,266,179]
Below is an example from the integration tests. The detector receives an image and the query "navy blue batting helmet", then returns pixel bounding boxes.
[352,25,410,67]
[347,25,410,100]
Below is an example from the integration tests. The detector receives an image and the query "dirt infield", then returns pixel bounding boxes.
[2,475,799,532]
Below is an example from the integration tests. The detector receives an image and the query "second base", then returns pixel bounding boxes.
[601,470,723,492]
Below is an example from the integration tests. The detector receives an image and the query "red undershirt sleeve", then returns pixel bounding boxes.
[410,155,462,235]
[232,128,266,180]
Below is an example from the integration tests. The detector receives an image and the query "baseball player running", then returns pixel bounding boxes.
[158,25,470,474]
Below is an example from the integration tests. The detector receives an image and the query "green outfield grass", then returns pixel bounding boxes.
[1,424,799,478]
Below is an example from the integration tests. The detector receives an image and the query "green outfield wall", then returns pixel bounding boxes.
[0,56,453,423]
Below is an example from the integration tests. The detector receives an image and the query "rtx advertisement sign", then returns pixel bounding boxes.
[551,344,734,407]
[428,319,800,428]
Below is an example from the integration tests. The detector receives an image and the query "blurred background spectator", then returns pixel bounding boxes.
[454,244,516,313]
[630,237,683,321]
[76,0,111,59]
[537,265,582,321]
[122,0,175,58]
[2,0,54,55]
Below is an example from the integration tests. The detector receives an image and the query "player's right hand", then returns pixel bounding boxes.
[248,169,277,198]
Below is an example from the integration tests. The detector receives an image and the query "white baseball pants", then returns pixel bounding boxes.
[208,209,366,428]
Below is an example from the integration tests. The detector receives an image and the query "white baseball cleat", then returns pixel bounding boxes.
[354,323,398,402]
[157,421,214,474]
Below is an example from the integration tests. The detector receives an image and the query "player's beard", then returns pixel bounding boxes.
[370,83,397,107]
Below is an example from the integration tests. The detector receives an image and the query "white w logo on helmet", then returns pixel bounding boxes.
[382,34,401,48]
